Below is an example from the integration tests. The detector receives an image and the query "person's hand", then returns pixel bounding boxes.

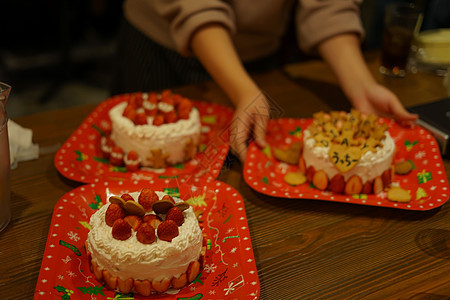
[349,82,418,123]
[229,91,269,162]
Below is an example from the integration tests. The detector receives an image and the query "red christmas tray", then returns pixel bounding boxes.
[244,118,449,211]
[54,94,234,184]
[35,180,260,299]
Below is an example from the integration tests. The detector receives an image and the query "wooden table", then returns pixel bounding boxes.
[1,52,449,299]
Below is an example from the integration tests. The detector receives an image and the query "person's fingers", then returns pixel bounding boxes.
[388,100,418,122]
[253,112,268,148]
[230,116,249,162]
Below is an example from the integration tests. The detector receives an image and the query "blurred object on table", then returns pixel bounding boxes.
[412,29,450,76]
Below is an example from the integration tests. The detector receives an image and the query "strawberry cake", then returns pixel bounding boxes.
[299,110,396,195]
[85,188,205,296]
[101,90,201,169]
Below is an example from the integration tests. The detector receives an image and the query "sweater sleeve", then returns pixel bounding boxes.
[296,0,365,54]
[151,0,236,56]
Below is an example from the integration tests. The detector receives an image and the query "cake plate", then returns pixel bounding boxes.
[243,118,449,211]
[35,180,260,299]
[54,94,234,184]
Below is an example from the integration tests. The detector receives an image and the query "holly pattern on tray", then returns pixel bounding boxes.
[35,180,259,299]
[244,118,449,211]
[55,95,234,184]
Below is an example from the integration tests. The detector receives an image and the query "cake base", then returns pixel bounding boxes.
[86,240,206,296]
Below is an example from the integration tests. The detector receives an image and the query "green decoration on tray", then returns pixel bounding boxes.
[158,175,179,179]
[54,285,74,300]
[112,292,134,299]
[173,163,184,170]
[186,193,207,207]
[89,194,103,210]
[289,126,302,137]
[191,272,203,285]
[93,156,109,164]
[91,124,106,137]
[79,221,91,230]
[110,166,128,173]
[59,240,81,256]
[77,285,105,296]
[177,293,204,300]
[223,214,232,224]
[417,169,432,184]
[262,176,269,185]
[75,150,88,162]
[201,115,217,124]
[164,187,180,197]
[404,140,418,151]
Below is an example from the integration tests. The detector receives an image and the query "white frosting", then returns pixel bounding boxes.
[109,102,201,166]
[303,130,395,183]
[86,191,203,281]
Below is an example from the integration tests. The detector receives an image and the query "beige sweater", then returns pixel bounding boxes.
[124,0,364,62]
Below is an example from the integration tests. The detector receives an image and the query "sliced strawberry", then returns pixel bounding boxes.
[157,220,179,242]
[166,206,184,226]
[177,98,192,119]
[328,174,345,194]
[121,193,134,202]
[178,107,191,120]
[105,203,126,227]
[138,188,159,211]
[134,112,148,125]
[136,223,156,244]
[142,214,162,229]
[112,218,132,240]
[153,114,164,126]
[124,215,142,231]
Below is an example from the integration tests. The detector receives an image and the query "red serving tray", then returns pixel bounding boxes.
[35,180,260,299]
[54,94,234,184]
[244,118,449,211]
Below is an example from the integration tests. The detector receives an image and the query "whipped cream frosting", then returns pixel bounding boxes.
[303,129,395,183]
[86,191,203,281]
[109,102,201,166]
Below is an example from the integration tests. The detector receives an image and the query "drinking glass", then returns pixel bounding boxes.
[379,3,421,77]
[0,82,11,232]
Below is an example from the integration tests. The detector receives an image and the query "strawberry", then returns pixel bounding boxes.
[122,104,137,122]
[112,218,132,240]
[136,223,156,244]
[157,220,179,242]
[138,188,159,211]
[121,193,134,202]
[134,112,148,125]
[163,110,178,123]
[142,214,162,229]
[166,206,184,226]
[110,146,124,166]
[105,203,126,227]
[153,115,164,126]
[172,94,184,106]
[178,107,191,119]
[161,194,175,204]
[125,150,140,172]
[124,215,142,231]
[148,92,158,104]
[177,98,192,114]
[305,166,316,183]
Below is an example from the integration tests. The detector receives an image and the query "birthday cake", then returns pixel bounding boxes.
[86,188,204,296]
[101,90,202,170]
[300,110,396,195]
